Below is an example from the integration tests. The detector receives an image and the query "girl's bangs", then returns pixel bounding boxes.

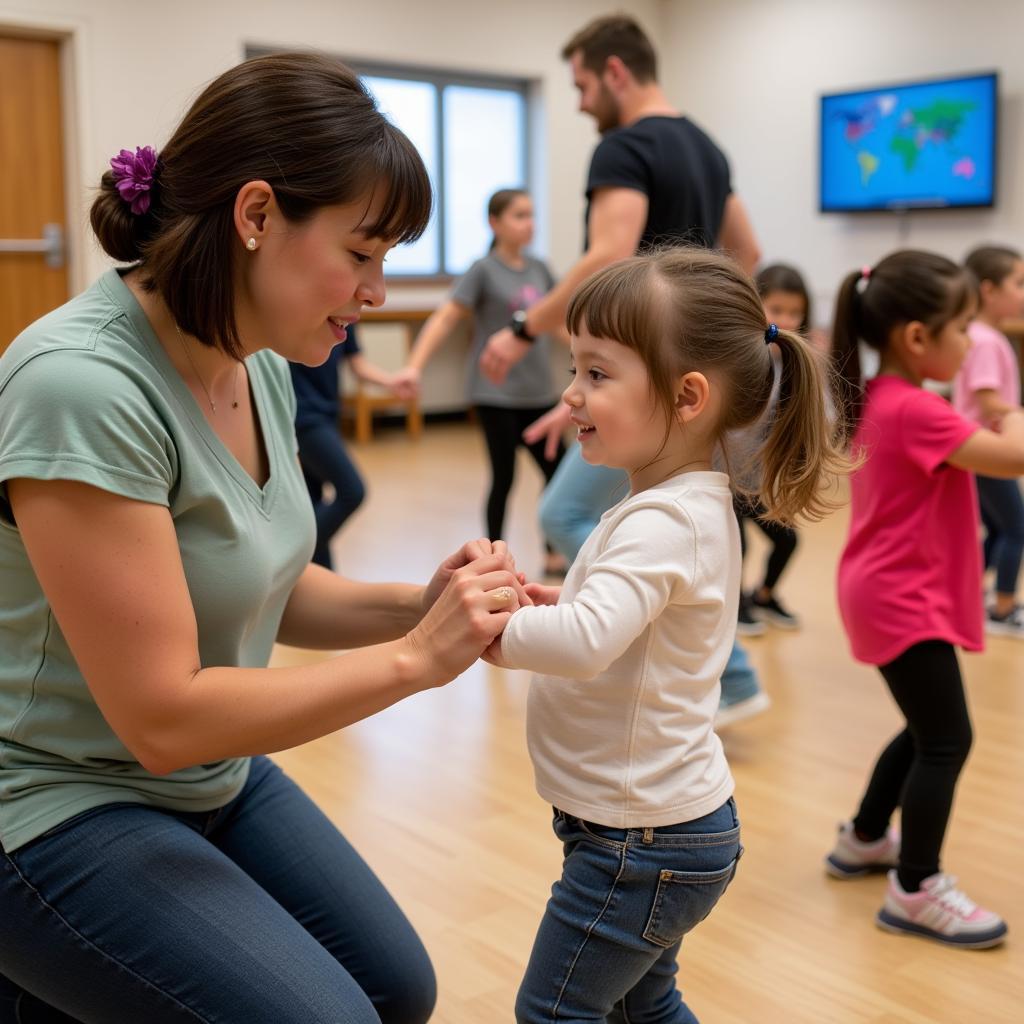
[566,260,658,350]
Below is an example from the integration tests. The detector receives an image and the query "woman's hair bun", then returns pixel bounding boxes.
[89,170,155,262]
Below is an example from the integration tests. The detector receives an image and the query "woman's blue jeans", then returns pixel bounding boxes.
[0,757,435,1024]
[516,799,742,1024]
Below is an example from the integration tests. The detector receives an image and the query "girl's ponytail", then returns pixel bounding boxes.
[831,270,866,440]
[829,251,973,440]
[759,328,847,526]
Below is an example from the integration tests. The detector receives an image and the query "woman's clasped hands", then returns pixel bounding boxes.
[406,538,536,684]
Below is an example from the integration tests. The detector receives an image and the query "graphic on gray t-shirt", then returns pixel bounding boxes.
[452,253,557,408]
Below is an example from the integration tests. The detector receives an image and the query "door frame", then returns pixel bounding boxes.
[0,10,92,294]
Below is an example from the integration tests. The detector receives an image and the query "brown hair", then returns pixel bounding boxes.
[90,52,432,360]
[965,244,1022,289]
[566,248,846,525]
[756,263,812,334]
[561,15,657,84]
[831,250,974,437]
[487,188,529,251]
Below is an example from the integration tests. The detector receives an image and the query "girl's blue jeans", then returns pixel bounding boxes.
[976,474,1024,596]
[516,798,742,1024]
[0,756,435,1024]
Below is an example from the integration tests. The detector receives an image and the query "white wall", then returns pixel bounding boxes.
[0,0,669,411]
[662,0,1023,328]
[0,0,664,290]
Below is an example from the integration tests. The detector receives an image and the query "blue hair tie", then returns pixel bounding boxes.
[765,323,778,343]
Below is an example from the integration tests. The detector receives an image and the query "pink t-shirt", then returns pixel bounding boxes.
[837,376,982,665]
[952,320,1021,426]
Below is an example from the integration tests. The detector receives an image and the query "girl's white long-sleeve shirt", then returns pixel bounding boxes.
[501,471,738,828]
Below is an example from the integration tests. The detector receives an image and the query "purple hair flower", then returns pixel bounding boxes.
[109,145,159,215]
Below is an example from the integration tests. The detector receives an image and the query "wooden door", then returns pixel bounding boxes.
[0,34,69,355]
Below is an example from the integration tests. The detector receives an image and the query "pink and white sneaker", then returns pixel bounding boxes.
[876,871,1008,949]
[825,821,900,879]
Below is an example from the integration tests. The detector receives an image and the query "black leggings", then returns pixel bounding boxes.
[852,640,973,891]
[476,404,565,540]
[734,497,798,591]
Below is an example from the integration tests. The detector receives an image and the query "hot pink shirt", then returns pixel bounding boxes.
[837,376,982,665]
[952,320,1020,425]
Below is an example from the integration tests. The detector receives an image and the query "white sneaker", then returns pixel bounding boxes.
[825,821,900,879]
[876,871,1007,949]
[985,606,1024,639]
[715,690,771,728]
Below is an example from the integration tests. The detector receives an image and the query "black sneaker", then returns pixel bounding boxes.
[750,592,800,630]
[737,594,766,636]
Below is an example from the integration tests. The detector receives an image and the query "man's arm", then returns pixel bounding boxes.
[479,188,647,384]
[716,194,761,275]
[520,187,648,336]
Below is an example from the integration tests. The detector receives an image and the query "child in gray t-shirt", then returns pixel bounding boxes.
[396,190,566,571]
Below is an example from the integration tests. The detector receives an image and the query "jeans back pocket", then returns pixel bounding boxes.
[642,851,742,948]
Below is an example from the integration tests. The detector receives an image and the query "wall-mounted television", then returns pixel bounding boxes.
[820,71,997,212]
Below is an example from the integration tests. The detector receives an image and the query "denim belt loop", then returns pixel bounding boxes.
[642,827,654,844]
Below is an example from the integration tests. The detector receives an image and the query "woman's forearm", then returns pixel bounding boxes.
[277,562,424,649]
[143,637,434,774]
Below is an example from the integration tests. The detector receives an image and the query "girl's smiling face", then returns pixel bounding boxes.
[563,330,665,473]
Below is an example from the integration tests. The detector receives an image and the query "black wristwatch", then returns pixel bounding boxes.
[509,309,537,343]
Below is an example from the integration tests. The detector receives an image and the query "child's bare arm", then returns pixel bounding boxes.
[948,408,1024,477]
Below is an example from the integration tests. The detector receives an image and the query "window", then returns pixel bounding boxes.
[356,65,530,277]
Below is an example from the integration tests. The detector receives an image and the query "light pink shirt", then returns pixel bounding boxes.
[952,320,1020,425]
[838,376,982,666]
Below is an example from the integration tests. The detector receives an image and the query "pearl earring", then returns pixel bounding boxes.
[246,237,257,251]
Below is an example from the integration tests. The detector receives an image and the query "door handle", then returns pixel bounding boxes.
[0,223,64,268]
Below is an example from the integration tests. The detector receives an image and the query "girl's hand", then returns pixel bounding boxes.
[390,367,421,400]
[481,583,555,669]
[524,582,561,606]
[522,403,572,461]
[422,539,518,613]
[481,634,509,668]
[405,557,527,685]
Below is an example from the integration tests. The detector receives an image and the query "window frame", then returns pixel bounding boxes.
[347,59,533,281]
[243,47,535,282]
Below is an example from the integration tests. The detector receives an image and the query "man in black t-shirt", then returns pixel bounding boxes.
[480,14,759,382]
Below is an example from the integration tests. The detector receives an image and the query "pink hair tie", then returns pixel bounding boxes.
[861,265,872,280]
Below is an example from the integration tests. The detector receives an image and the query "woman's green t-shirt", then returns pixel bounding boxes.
[0,269,316,852]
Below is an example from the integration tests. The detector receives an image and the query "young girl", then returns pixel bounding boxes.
[489,248,844,1023]
[953,245,1024,636]
[827,250,1022,949]
[394,189,566,572]
[735,264,811,634]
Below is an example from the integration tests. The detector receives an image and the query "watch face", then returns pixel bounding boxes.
[511,311,528,337]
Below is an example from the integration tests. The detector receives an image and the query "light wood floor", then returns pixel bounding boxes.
[270,422,1023,1024]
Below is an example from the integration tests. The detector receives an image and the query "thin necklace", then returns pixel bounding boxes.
[174,324,239,413]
